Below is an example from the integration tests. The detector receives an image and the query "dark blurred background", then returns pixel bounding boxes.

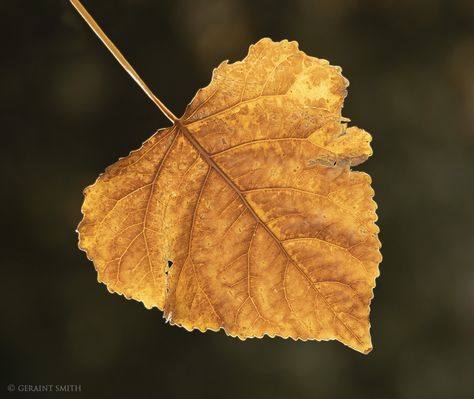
[2,0,473,398]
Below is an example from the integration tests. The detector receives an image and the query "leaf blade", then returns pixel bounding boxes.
[78,38,381,354]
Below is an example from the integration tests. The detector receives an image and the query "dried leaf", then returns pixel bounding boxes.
[78,38,381,353]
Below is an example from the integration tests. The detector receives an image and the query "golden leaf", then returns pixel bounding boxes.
[78,38,381,354]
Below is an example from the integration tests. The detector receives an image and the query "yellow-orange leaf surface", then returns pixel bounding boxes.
[78,38,381,353]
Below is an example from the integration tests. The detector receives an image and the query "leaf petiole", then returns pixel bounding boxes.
[69,0,177,123]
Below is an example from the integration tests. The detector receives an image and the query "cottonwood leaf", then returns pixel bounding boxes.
[78,38,381,354]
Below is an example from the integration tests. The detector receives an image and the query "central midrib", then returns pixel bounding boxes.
[176,121,365,348]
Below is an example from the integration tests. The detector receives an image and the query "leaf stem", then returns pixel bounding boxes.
[70,0,178,123]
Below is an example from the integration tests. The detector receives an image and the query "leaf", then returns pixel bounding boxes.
[78,38,381,354]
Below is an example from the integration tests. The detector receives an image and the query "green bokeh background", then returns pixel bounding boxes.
[2,0,473,398]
